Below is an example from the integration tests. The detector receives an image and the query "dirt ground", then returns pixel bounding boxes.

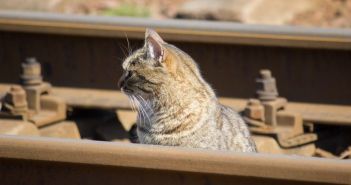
[290,0,351,28]
[0,0,350,28]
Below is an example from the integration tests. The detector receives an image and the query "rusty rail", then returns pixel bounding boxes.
[44,86,351,126]
[1,11,351,185]
[0,135,350,185]
[1,84,350,125]
[0,11,350,105]
[0,11,350,49]
[52,87,351,125]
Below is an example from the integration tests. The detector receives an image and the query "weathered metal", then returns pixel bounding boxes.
[39,121,80,139]
[2,84,350,125]
[2,68,349,157]
[20,57,43,86]
[0,11,350,49]
[0,11,351,105]
[0,119,39,136]
[256,69,279,101]
[244,70,318,156]
[19,58,66,127]
[0,135,350,185]
[0,85,28,118]
[0,11,350,184]
[0,58,79,138]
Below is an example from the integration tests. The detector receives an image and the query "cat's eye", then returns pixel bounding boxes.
[130,60,137,66]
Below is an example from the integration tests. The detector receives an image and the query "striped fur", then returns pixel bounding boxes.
[118,29,256,152]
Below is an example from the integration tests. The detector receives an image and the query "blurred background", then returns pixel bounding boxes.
[0,0,350,28]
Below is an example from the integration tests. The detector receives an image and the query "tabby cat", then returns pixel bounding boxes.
[118,29,256,152]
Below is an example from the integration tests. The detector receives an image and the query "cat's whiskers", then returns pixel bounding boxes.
[127,95,137,112]
[119,44,129,59]
[128,95,145,128]
[135,95,152,128]
[124,32,132,56]
[138,95,153,113]
[133,95,149,128]
[131,95,145,128]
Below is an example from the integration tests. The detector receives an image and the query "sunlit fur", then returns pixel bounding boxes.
[119,29,256,152]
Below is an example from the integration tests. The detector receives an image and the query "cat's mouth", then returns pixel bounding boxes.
[121,87,134,94]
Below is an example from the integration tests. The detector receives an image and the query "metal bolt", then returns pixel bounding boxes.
[20,57,43,86]
[256,69,278,101]
[260,69,272,78]
[1,85,28,115]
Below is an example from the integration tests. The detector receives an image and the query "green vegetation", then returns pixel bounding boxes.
[102,4,150,17]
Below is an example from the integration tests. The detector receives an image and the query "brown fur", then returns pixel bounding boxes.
[118,29,256,152]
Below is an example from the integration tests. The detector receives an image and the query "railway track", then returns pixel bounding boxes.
[0,11,350,49]
[0,135,350,185]
[0,11,351,105]
[1,84,350,125]
[0,11,351,185]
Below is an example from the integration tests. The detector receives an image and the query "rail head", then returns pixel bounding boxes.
[0,11,350,49]
[0,135,350,184]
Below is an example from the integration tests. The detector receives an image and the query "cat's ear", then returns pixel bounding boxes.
[145,28,165,63]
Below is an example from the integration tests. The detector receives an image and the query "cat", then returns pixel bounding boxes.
[118,28,256,152]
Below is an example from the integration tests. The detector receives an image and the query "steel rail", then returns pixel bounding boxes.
[0,135,350,185]
[1,84,350,125]
[0,11,350,49]
[48,86,351,126]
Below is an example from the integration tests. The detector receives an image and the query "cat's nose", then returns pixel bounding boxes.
[118,71,132,89]
[118,71,131,88]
